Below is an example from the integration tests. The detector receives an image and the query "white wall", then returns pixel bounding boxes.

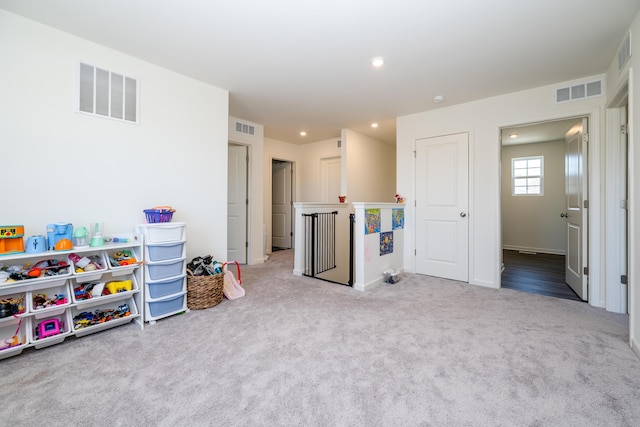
[297,138,342,202]
[397,77,604,305]
[343,129,396,203]
[501,140,567,254]
[0,11,229,261]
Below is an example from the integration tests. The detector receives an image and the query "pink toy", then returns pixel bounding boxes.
[38,318,61,339]
[222,261,245,300]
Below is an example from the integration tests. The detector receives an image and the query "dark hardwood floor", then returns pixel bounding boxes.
[501,250,583,302]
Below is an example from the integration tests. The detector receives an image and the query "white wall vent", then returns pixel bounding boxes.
[235,121,255,136]
[77,61,139,124]
[553,79,603,104]
[618,31,631,73]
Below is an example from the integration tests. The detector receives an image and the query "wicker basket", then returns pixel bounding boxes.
[187,273,224,310]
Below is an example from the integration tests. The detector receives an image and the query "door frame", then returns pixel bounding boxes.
[605,99,629,313]
[271,159,294,250]
[498,114,593,304]
[606,74,637,351]
[227,143,249,264]
[267,155,296,255]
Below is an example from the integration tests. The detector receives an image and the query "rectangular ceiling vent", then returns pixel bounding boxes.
[235,121,255,136]
[553,79,603,104]
[618,31,631,73]
[77,61,139,124]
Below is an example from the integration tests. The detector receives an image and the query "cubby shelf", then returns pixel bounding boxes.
[0,236,144,360]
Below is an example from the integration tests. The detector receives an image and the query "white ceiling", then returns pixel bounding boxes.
[1,0,638,145]
[501,118,583,146]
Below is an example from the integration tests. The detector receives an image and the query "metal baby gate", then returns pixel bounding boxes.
[301,211,338,277]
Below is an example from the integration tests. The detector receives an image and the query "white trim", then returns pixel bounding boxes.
[511,155,544,196]
[627,69,636,348]
[497,108,601,308]
[502,245,566,256]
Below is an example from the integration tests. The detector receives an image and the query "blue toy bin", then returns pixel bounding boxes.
[146,291,187,319]
[145,258,186,281]
[145,241,186,262]
[146,274,187,299]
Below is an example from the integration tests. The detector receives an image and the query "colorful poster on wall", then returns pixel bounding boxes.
[392,208,404,230]
[380,231,393,255]
[365,209,381,234]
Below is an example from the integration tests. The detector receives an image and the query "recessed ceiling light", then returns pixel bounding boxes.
[509,133,518,139]
[371,57,384,67]
[371,123,379,128]
[300,131,307,136]
[434,95,445,103]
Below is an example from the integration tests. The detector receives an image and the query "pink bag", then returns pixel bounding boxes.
[222,261,245,300]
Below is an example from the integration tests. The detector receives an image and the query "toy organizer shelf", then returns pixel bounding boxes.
[135,222,187,324]
[0,236,144,360]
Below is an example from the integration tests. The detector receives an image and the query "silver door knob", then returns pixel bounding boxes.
[460,212,467,218]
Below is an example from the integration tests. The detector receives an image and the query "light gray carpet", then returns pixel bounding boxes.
[1,249,639,426]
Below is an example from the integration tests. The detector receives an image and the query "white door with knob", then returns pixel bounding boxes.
[415,133,469,281]
[564,119,588,301]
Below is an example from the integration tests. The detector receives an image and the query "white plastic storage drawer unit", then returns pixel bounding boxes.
[136,221,188,324]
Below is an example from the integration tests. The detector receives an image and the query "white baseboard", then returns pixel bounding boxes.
[632,337,640,360]
[502,245,566,255]
[354,277,383,292]
[354,268,406,291]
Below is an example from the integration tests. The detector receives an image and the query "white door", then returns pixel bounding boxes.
[272,161,292,249]
[564,119,588,300]
[320,156,341,202]
[415,133,469,281]
[228,144,247,263]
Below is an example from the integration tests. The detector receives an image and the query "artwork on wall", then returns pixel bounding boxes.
[365,209,381,234]
[380,231,393,255]
[392,208,404,230]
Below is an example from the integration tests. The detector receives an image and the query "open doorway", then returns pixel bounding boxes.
[272,159,293,252]
[500,117,586,302]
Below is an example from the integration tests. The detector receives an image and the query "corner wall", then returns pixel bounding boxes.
[343,129,396,203]
[0,10,229,260]
[397,78,605,305]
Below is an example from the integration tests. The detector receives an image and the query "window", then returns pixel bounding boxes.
[77,61,139,124]
[512,156,543,195]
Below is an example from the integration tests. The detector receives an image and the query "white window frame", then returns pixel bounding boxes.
[512,156,544,196]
